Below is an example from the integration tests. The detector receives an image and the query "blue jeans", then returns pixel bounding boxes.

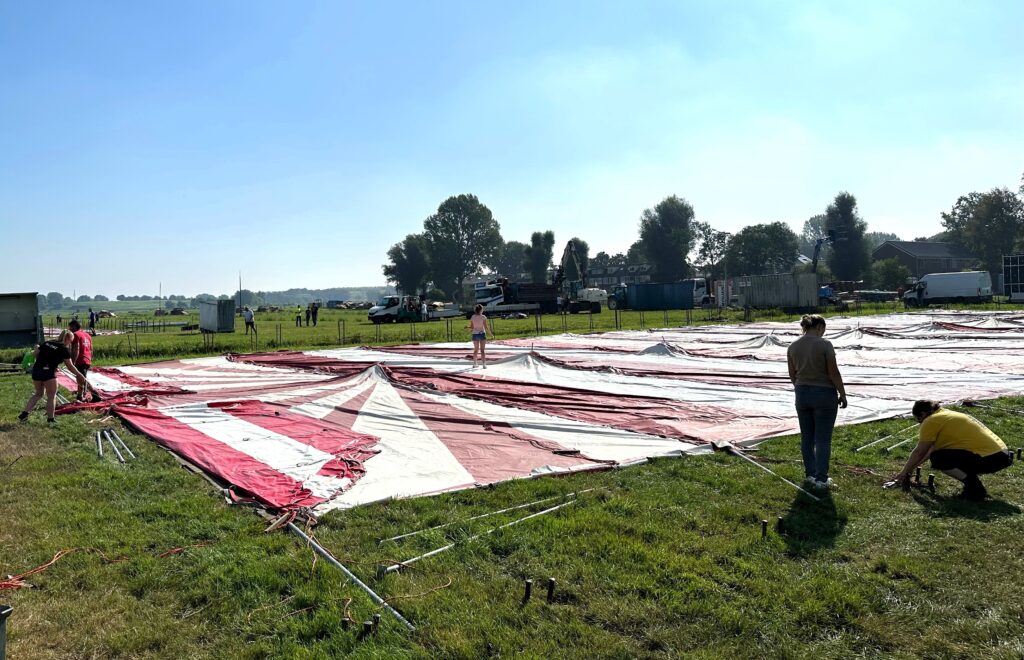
[794,384,839,481]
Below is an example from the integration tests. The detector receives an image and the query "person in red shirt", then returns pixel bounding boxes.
[68,319,94,401]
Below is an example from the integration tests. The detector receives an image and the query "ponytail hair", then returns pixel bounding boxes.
[912,400,941,419]
[474,304,483,314]
[800,314,826,333]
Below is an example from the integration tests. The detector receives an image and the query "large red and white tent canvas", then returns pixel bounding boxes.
[60,311,1024,513]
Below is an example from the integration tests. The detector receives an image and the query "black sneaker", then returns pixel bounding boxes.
[47,417,57,424]
[18,411,29,422]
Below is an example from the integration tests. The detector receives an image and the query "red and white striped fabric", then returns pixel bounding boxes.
[58,311,1024,512]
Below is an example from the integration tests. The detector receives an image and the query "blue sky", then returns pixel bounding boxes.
[2,0,1021,297]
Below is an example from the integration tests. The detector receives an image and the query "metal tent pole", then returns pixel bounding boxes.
[286,523,415,632]
[854,423,916,452]
[384,498,582,574]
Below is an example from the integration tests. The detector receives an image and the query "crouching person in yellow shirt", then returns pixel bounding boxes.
[892,400,1012,501]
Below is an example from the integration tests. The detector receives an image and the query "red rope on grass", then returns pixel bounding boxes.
[2,543,214,591]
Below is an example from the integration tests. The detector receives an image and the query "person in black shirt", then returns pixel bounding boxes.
[19,330,87,424]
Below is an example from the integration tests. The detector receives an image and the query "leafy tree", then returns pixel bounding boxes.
[691,221,731,280]
[37,294,48,310]
[491,240,529,278]
[423,194,502,301]
[383,233,431,296]
[93,294,109,302]
[865,231,900,249]
[798,214,828,256]
[77,294,92,302]
[524,230,556,283]
[625,241,646,265]
[116,294,126,301]
[824,192,870,281]
[941,188,1024,279]
[870,258,911,290]
[638,195,695,281]
[426,287,447,302]
[725,222,799,276]
[232,290,260,307]
[590,251,611,268]
[46,292,63,308]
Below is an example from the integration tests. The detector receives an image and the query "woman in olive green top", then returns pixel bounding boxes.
[892,400,1011,500]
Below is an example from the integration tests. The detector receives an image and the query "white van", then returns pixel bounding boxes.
[903,271,993,307]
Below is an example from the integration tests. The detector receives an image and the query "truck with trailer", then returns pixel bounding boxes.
[903,271,993,307]
[367,295,462,323]
[465,279,559,316]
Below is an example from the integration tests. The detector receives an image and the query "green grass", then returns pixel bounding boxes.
[3,307,1024,657]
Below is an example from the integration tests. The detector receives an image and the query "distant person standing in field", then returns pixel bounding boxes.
[67,319,93,401]
[311,303,319,327]
[466,304,491,368]
[243,306,257,336]
[891,400,1012,500]
[19,330,87,424]
[88,307,98,334]
[295,306,303,327]
[787,314,848,490]
[421,300,429,322]
[305,305,311,326]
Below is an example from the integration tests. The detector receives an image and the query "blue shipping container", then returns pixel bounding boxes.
[626,282,695,311]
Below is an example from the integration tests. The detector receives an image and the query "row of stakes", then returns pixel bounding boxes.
[95,428,136,463]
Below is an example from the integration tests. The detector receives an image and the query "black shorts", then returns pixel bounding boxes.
[32,365,57,382]
[931,448,1012,476]
[76,363,90,378]
[245,321,256,328]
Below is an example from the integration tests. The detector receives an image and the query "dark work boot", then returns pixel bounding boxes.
[18,411,29,422]
[958,475,988,501]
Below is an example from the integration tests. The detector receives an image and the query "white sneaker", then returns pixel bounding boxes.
[814,478,835,489]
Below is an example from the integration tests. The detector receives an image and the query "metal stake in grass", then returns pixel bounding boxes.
[776,516,785,534]
[1017,448,1022,461]
[546,578,556,603]
[523,579,533,603]
[915,467,921,484]
[928,474,935,492]
[761,519,768,539]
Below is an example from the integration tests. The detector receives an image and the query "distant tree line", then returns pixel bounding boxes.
[386,170,1024,298]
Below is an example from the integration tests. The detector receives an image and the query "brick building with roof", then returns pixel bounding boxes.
[871,241,979,278]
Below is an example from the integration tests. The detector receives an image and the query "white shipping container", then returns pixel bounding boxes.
[736,273,818,309]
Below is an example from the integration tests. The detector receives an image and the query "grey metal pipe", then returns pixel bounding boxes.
[384,498,582,574]
[380,488,597,545]
[96,431,103,458]
[104,430,125,463]
[286,523,415,632]
[854,423,916,452]
[1,604,12,660]
[109,429,136,460]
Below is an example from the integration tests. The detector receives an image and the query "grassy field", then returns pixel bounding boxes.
[2,307,1024,658]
